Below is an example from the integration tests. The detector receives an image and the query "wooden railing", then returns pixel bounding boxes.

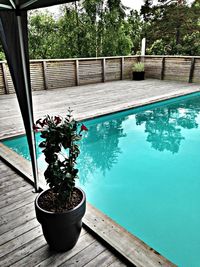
[0,55,199,95]
[143,55,200,83]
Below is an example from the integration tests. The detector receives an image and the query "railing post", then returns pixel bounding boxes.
[102,58,106,82]
[189,58,195,83]
[121,57,124,80]
[42,61,48,90]
[75,59,80,86]
[2,62,9,94]
[161,57,165,80]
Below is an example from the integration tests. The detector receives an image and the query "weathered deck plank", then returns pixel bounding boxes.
[33,233,95,267]
[0,218,38,245]
[0,202,34,226]
[0,190,34,209]
[0,79,199,139]
[0,160,127,267]
[83,249,117,267]
[59,240,106,267]
[0,226,43,258]
[0,183,33,202]
[0,209,35,235]
[0,193,35,216]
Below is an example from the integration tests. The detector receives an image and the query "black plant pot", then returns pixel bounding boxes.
[35,187,86,251]
[132,71,145,80]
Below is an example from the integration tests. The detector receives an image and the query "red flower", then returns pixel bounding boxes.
[33,124,40,132]
[54,116,62,125]
[81,124,88,131]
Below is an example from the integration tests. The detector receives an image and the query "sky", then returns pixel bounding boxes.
[46,0,194,14]
[122,0,145,11]
[122,0,194,10]
[122,0,193,10]
[46,0,145,14]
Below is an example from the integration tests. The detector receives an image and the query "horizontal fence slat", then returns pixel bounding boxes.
[6,65,15,94]
[106,59,121,81]
[164,58,191,82]
[30,62,45,91]
[0,56,199,95]
[144,57,163,79]
[124,57,138,79]
[193,59,200,83]
[79,59,102,85]
[0,63,6,95]
[46,60,76,89]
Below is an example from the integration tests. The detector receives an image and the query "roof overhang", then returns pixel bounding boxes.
[0,0,76,11]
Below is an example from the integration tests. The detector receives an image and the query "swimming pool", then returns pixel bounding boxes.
[3,92,200,266]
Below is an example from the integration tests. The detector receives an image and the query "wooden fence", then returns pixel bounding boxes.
[143,55,200,83]
[0,55,199,95]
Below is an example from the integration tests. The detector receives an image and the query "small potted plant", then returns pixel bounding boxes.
[34,108,88,251]
[132,62,145,80]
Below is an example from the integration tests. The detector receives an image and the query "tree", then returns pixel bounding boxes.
[28,11,58,59]
[26,0,200,59]
[79,117,127,182]
[135,97,200,153]
[57,6,80,58]
[141,0,200,55]
[107,0,127,19]
[101,10,132,56]
[140,0,153,22]
[128,10,144,54]
[81,0,104,57]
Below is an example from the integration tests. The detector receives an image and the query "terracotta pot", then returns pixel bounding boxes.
[35,187,86,251]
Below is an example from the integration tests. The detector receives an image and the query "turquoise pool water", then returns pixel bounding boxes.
[3,93,200,266]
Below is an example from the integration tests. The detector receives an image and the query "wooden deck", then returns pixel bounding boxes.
[0,79,199,139]
[0,160,128,267]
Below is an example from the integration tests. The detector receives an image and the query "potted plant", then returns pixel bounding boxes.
[132,62,145,80]
[34,108,88,251]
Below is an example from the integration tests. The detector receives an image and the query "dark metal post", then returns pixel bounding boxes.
[161,57,165,80]
[189,58,195,83]
[121,57,124,80]
[102,58,106,82]
[2,62,9,94]
[17,13,39,192]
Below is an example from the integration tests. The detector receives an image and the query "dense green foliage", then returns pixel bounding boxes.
[0,0,199,59]
[142,0,200,55]
[34,109,88,210]
[132,62,145,72]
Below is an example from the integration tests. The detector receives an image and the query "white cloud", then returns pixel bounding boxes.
[122,0,193,11]
[122,0,144,11]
